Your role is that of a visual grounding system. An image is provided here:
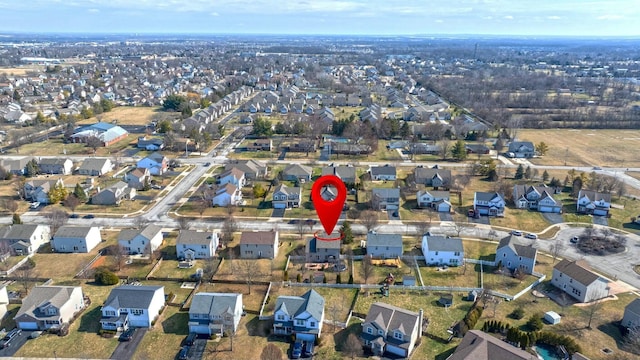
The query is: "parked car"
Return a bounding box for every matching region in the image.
[69,214,79,219]
[570,236,579,244]
[184,332,196,346]
[83,214,95,219]
[30,202,40,209]
[510,230,523,236]
[291,340,303,359]
[303,341,314,357]
[178,346,189,360]
[525,233,538,240]
[119,328,134,341]
[1,328,22,348]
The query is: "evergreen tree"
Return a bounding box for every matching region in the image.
[542,170,550,182]
[450,139,468,161]
[340,221,354,244]
[515,164,525,179]
[12,213,22,224]
[25,159,39,178]
[524,166,532,179]
[73,183,87,202]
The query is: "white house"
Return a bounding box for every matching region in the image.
[576,190,611,217]
[421,233,464,266]
[552,259,609,303]
[272,289,325,342]
[361,302,423,358]
[176,230,219,260]
[212,184,243,207]
[622,298,640,330]
[495,235,537,274]
[100,285,165,330]
[0,285,8,320]
[38,158,74,175]
[136,152,168,176]
[52,226,102,253]
[15,286,85,330]
[188,293,243,336]
[369,165,397,181]
[0,224,51,256]
[513,185,561,213]
[217,168,246,188]
[473,192,505,217]
[77,158,113,176]
[117,225,164,255]
[416,190,451,212]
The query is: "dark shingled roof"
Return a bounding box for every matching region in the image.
[554,259,602,286]
[497,235,537,260]
[448,330,538,360]
[104,285,164,310]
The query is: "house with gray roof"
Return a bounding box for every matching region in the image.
[272,184,301,209]
[448,330,538,360]
[414,166,451,189]
[507,141,535,158]
[118,224,163,255]
[322,165,357,184]
[361,302,423,358]
[552,259,609,303]
[52,226,102,253]
[576,190,611,217]
[282,164,312,183]
[272,289,325,342]
[496,235,537,274]
[371,188,400,211]
[91,181,135,205]
[123,167,150,190]
[0,224,50,256]
[0,157,33,176]
[366,233,403,258]
[473,192,505,217]
[15,286,85,331]
[38,158,73,175]
[240,231,279,259]
[136,152,168,175]
[189,293,243,336]
[622,298,640,330]
[70,122,129,146]
[77,158,113,176]
[224,159,268,180]
[136,136,164,151]
[100,285,165,330]
[513,185,561,213]
[416,190,451,212]
[24,178,64,204]
[176,230,219,260]
[421,233,464,266]
[306,234,341,262]
[370,165,396,181]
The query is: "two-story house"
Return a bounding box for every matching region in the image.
[272,184,301,209]
[366,233,403,259]
[100,285,165,330]
[448,330,538,360]
[38,158,73,175]
[622,298,640,330]
[507,141,535,158]
[247,139,272,151]
[371,188,400,211]
[370,165,397,181]
[513,185,561,213]
[136,152,168,175]
[413,166,451,189]
[361,302,423,358]
[211,184,243,207]
[117,225,164,255]
[272,289,325,342]
[52,226,102,253]
[552,259,609,303]
[421,233,464,266]
[496,235,537,274]
[77,158,113,176]
[189,293,243,336]
[473,192,505,217]
[224,160,267,180]
[306,234,341,262]
[576,190,611,217]
[217,168,246,188]
[0,224,50,256]
[240,231,279,259]
[24,178,65,204]
[15,286,85,331]
[176,230,219,260]
[416,190,451,212]
[282,164,312,183]
[321,165,356,185]
[123,167,151,190]
[91,181,135,205]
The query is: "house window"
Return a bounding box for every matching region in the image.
[367,327,373,334]
[295,319,305,326]
[105,311,116,317]
[201,245,207,249]
[454,252,460,256]
[277,315,285,321]
[310,322,316,327]
[131,309,144,316]
[378,329,384,335]
[435,251,438,256]
[569,279,573,283]
[394,331,403,340]
[519,257,522,261]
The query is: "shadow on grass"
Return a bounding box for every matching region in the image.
[434,346,457,360]
[597,321,626,350]
[245,316,270,337]
[77,306,102,333]
[333,323,361,352]
[161,311,189,335]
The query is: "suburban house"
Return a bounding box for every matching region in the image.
[576,190,611,217]
[239,231,279,259]
[321,165,356,184]
[507,141,535,158]
[217,168,246,188]
[306,235,341,262]
[91,181,136,205]
[38,158,73,175]
[0,224,51,256]
[117,225,164,255]
[513,185,562,213]
[189,293,243,336]
[622,298,640,330]
[14,286,85,331]
[413,167,451,189]
[176,230,219,260]
[366,233,403,258]
[496,235,537,274]
[0,157,32,176]
[371,188,400,210]
[100,285,165,330]
[0,285,8,320]
[247,139,272,151]
[224,160,267,180]
[361,302,423,358]
[211,184,243,207]
[272,289,325,342]
[421,233,464,266]
[447,330,538,360]
[70,122,129,146]
[136,152,168,175]
[52,226,102,253]
[272,184,302,209]
[473,192,505,217]
[552,259,609,303]
[24,178,64,204]
[370,165,397,181]
[77,158,113,176]
[123,167,151,190]
[136,136,164,151]
[416,190,452,212]
[282,164,312,183]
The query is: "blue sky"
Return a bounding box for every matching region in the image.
[0,0,638,36]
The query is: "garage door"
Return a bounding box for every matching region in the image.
[128,319,150,328]
[295,333,316,342]
[190,324,211,335]
[386,205,399,210]
[539,206,553,213]
[18,322,39,330]
[386,344,406,357]
[273,203,286,209]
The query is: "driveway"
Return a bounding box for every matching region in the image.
[110,328,147,360]
[271,208,285,218]
[387,209,400,221]
[593,216,609,226]
[467,216,490,225]
[188,338,207,360]
[542,212,564,224]
[0,330,32,357]
[439,213,453,221]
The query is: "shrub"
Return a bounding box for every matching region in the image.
[509,307,525,320]
[323,275,327,283]
[296,273,302,282]
[526,314,544,331]
[336,273,342,284]
[283,270,289,282]
[348,274,354,284]
[94,268,119,285]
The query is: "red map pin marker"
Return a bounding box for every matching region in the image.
[311,175,347,235]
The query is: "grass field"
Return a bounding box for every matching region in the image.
[77,106,164,126]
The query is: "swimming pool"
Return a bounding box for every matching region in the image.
[535,345,563,360]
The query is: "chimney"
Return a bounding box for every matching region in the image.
[418,309,424,338]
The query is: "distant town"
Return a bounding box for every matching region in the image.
[0,34,638,360]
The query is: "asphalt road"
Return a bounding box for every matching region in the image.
[110,328,147,360]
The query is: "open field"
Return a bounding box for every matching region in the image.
[12,133,138,157]
[0,66,45,76]
[77,106,164,126]
[521,129,640,168]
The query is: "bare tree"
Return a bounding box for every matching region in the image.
[235,259,262,295]
[63,195,80,214]
[438,139,451,160]
[196,198,208,217]
[415,221,430,242]
[585,290,608,329]
[550,238,564,264]
[44,208,69,235]
[16,261,35,295]
[134,216,149,230]
[85,136,103,154]
[342,333,363,360]
[296,220,307,240]
[361,255,374,285]
[2,199,18,214]
[488,229,498,242]
[176,217,190,230]
[220,215,237,246]
[361,210,379,233]
[328,301,344,333]
[111,245,126,271]
[260,344,283,360]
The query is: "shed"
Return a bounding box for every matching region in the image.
[467,290,478,302]
[402,275,416,286]
[544,311,561,325]
[438,293,454,307]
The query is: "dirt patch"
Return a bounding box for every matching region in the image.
[90,256,107,269]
